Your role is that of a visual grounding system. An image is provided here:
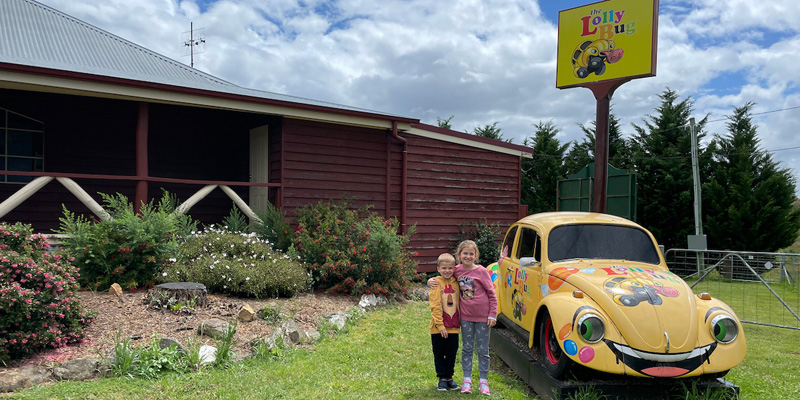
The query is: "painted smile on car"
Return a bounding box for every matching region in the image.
[603,340,717,377]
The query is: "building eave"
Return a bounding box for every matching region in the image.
[0,63,419,130]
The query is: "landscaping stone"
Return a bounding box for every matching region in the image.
[238,304,255,322]
[198,345,217,365]
[325,311,348,331]
[0,365,51,393]
[197,318,234,338]
[257,327,284,350]
[306,329,321,343]
[358,293,387,309]
[52,356,99,381]
[109,282,123,297]
[159,337,185,354]
[281,319,305,344]
[407,286,430,301]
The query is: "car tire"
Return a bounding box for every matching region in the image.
[539,310,572,379]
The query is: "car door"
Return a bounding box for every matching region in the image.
[512,226,543,331]
[498,225,519,319]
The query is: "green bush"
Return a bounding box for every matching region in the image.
[252,203,293,252]
[0,223,93,362]
[457,219,502,265]
[293,199,418,295]
[221,205,249,234]
[159,227,309,298]
[55,191,197,290]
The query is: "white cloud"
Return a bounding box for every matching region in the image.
[33,0,800,185]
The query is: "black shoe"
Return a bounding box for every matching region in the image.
[438,379,448,391]
[446,380,461,391]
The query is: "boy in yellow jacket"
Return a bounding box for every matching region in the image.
[429,253,461,391]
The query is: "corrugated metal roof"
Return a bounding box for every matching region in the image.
[0,0,408,118]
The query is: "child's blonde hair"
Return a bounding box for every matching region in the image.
[437,252,456,266]
[455,240,480,264]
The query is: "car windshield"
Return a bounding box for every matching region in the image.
[547,224,661,264]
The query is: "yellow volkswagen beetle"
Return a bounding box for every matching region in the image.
[486,212,745,379]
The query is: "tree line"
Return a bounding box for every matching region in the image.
[442,88,800,252]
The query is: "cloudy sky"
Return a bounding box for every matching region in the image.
[36,0,800,184]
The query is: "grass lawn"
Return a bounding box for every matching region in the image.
[10,300,800,399]
[10,302,534,400]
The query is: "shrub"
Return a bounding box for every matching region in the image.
[0,223,93,362]
[221,205,249,234]
[252,203,293,252]
[159,227,309,298]
[293,199,418,295]
[55,191,198,291]
[457,219,503,265]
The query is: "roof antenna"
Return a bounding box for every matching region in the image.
[182,22,206,68]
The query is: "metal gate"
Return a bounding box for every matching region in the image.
[665,249,800,330]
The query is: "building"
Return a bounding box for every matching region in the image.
[0,0,532,270]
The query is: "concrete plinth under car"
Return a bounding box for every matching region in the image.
[490,317,739,400]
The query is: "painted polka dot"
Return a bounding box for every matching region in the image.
[564,340,578,356]
[559,323,572,340]
[578,346,595,363]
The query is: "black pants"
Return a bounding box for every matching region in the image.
[431,333,459,379]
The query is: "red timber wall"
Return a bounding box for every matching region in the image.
[278,119,403,216]
[278,120,526,272]
[404,134,523,272]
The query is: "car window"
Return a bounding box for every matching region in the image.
[547,224,661,264]
[501,226,518,259]
[516,228,541,261]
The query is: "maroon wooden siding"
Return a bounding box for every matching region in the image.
[405,135,522,271]
[278,119,403,216]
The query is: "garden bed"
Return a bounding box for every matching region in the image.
[3,288,362,370]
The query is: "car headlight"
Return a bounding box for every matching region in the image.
[710,315,739,344]
[577,314,605,343]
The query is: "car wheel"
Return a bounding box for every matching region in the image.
[539,310,572,379]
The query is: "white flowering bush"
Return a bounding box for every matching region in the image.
[157,226,309,298]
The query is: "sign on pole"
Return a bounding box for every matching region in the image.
[557,0,658,89]
[556,0,659,213]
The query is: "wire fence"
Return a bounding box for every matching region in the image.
[665,249,800,330]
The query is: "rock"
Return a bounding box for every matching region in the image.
[159,337,185,354]
[109,282,123,297]
[306,329,321,343]
[0,365,51,393]
[358,293,388,310]
[407,286,430,301]
[390,293,409,304]
[327,311,348,331]
[251,327,284,351]
[198,345,217,365]
[358,294,378,308]
[238,304,255,322]
[197,318,234,339]
[52,357,99,381]
[281,319,306,344]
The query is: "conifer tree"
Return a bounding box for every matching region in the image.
[629,88,711,249]
[522,121,569,213]
[563,112,631,176]
[704,102,800,251]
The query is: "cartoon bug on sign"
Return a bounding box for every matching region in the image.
[571,39,624,78]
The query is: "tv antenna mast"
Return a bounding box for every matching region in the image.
[182,22,206,68]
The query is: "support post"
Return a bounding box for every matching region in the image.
[135,102,149,214]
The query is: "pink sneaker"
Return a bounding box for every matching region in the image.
[461,379,472,394]
[479,381,490,396]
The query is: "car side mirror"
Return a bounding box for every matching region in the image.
[520,257,539,267]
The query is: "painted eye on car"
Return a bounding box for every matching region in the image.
[711,315,739,344]
[578,314,605,343]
